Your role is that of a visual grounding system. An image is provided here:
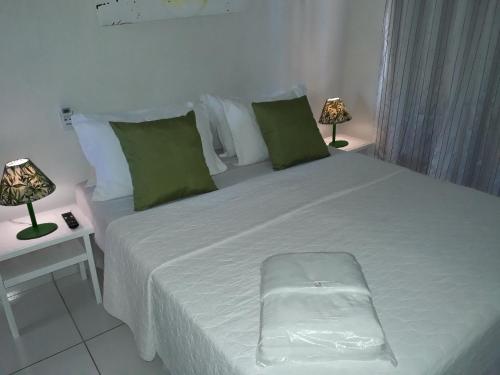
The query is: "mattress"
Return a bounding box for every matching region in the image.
[103,152,500,375]
[76,156,279,249]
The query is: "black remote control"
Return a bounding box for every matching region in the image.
[62,212,79,229]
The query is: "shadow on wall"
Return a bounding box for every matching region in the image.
[284,0,349,117]
[283,0,386,141]
[343,94,376,141]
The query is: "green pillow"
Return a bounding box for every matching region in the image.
[110,111,217,211]
[252,96,330,170]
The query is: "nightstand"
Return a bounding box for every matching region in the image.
[324,133,374,155]
[0,205,102,338]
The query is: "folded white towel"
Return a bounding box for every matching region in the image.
[261,252,370,299]
[257,252,396,367]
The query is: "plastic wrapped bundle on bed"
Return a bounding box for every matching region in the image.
[257,252,397,367]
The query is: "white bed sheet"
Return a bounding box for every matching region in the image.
[103,152,500,375]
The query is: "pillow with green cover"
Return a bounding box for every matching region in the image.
[110,111,217,211]
[252,96,330,170]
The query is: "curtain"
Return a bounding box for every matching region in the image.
[375,0,500,195]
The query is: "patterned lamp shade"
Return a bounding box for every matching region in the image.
[319,98,352,125]
[0,159,56,206]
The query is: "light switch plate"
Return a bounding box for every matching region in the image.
[60,107,73,127]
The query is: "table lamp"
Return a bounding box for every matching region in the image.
[0,158,58,240]
[319,97,352,148]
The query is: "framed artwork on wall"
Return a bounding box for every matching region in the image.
[96,0,249,26]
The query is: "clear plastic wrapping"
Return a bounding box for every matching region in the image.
[257,253,397,367]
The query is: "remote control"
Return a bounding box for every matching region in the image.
[61,212,79,229]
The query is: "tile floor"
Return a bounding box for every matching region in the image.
[0,272,168,375]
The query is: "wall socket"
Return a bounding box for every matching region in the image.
[60,107,73,127]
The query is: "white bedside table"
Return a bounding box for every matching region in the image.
[324,133,374,154]
[0,205,102,338]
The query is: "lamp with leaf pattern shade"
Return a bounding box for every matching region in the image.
[319,97,352,148]
[0,159,58,240]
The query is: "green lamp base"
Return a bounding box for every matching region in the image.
[329,139,349,148]
[17,223,58,240]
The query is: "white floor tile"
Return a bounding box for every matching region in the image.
[87,325,168,375]
[0,283,81,374]
[12,344,98,375]
[56,274,121,340]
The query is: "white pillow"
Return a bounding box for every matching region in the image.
[193,103,228,174]
[72,104,226,201]
[200,94,236,157]
[202,84,307,166]
[220,99,269,166]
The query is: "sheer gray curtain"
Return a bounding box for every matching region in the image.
[375,0,500,195]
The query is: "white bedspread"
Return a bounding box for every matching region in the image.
[103,152,500,375]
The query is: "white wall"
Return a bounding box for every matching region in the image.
[0,0,386,221]
[285,0,350,137]
[282,0,386,140]
[0,0,291,220]
[339,0,386,140]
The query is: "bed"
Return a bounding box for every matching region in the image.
[80,151,500,375]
